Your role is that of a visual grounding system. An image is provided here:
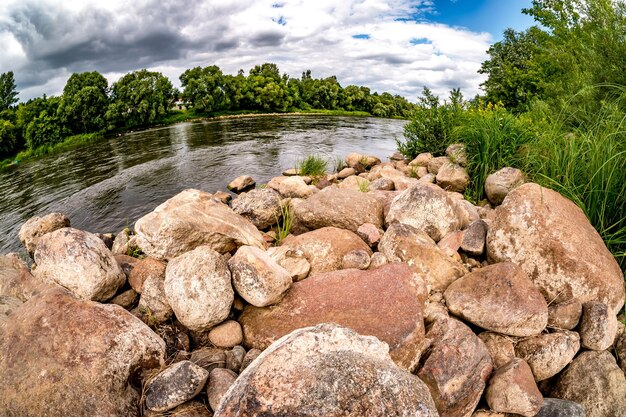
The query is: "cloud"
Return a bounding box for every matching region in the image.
[0,0,493,101]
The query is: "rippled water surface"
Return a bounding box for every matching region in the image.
[0,115,406,254]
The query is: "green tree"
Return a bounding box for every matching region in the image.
[180,66,230,113]
[57,71,109,134]
[244,63,291,111]
[0,119,17,157]
[0,71,19,111]
[106,69,174,129]
[25,112,62,150]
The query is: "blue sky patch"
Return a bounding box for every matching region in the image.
[410,38,432,45]
[352,34,371,40]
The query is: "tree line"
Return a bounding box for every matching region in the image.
[0,64,414,160]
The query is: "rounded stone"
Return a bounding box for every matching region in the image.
[208,320,243,348]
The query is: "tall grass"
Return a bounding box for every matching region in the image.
[296,154,328,177]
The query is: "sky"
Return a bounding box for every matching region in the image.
[0,0,535,102]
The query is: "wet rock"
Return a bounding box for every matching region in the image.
[227,175,255,193]
[409,152,433,167]
[427,156,449,174]
[279,227,372,275]
[369,177,395,191]
[208,320,243,348]
[547,299,582,330]
[444,262,548,336]
[190,347,226,373]
[515,331,580,381]
[0,289,165,417]
[551,350,626,417]
[486,358,543,417]
[215,323,438,417]
[129,257,166,294]
[436,162,470,193]
[277,176,314,198]
[291,187,384,232]
[418,317,493,417]
[485,167,525,205]
[345,152,381,169]
[164,246,233,331]
[487,183,625,315]
[579,301,618,350]
[536,398,585,417]
[145,361,210,412]
[239,263,428,371]
[228,246,291,307]
[461,220,488,256]
[135,189,265,260]
[478,332,516,369]
[19,212,70,256]
[378,222,465,292]
[386,182,461,242]
[0,252,51,301]
[231,188,281,229]
[267,246,310,281]
[356,223,381,247]
[282,168,299,176]
[446,143,468,166]
[207,368,237,412]
[33,227,126,301]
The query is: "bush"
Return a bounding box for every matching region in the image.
[25,112,63,150]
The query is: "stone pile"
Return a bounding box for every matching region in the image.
[1,145,625,417]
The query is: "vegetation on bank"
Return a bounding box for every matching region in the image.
[397,0,626,271]
[0,63,414,167]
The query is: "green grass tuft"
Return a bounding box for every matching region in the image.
[296,154,328,177]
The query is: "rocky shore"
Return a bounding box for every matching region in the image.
[1,146,625,417]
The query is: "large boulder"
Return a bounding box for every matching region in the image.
[0,253,51,301]
[418,317,493,417]
[214,324,438,417]
[484,167,525,205]
[134,189,265,260]
[18,212,70,256]
[279,227,372,275]
[551,350,626,417]
[231,188,282,230]
[487,183,625,315]
[386,182,461,242]
[33,227,126,302]
[291,187,384,232]
[444,262,548,337]
[378,222,466,292]
[0,289,165,416]
[164,246,234,331]
[227,246,292,307]
[515,331,580,381]
[239,263,428,371]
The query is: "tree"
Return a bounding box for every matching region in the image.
[244,63,291,111]
[57,71,109,134]
[0,119,17,157]
[180,66,230,113]
[106,70,174,129]
[0,71,19,111]
[25,112,62,150]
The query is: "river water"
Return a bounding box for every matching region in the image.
[0,115,406,254]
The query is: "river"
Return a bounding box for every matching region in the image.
[0,115,407,255]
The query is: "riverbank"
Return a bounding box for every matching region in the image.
[0,109,378,171]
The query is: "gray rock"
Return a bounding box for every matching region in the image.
[231,188,281,229]
[190,347,226,373]
[145,361,210,412]
[579,301,618,351]
[536,398,585,417]
[225,345,245,372]
[461,220,488,256]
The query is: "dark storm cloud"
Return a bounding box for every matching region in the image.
[249,30,285,47]
[358,53,414,65]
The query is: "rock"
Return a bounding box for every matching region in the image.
[437,230,464,258]
[337,175,370,191]
[33,228,126,301]
[231,188,281,229]
[341,248,371,269]
[129,257,166,294]
[367,189,401,218]
[282,168,299,176]
[409,152,433,167]
[115,254,138,279]
[165,401,213,417]
[207,368,237,412]
[536,398,585,417]
[239,264,428,371]
[227,175,255,193]
[277,176,313,198]
[446,143,468,166]
[112,229,135,255]
[0,295,22,321]
[215,323,438,417]
[145,361,210,412]
[279,227,372,275]
[0,253,51,301]
[345,152,381,169]
[291,187,384,232]
[190,347,226,373]
[461,220,488,256]
[369,177,395,191]
[390,151,405,161]
[225,345,245,372]
[478,332,516,369]
[0,289,165,416]
[138,263,174,323]
[436,162,470,192]
[239,348,261,373]
[110,288,139,310]
[455,200,481,229]
[208,320,243,348]
[418,317,493,417]
[471,411,506,417]
[356,223,381,247]
[486,358,543,417]
[548,299,582,330]
[551,350,626,417]
[164,246,234,331]
[579,301,618,350]
[228,246,291,307]
[485,167,525,205]
[336,167,356,179]
[488,183,625,314]
[135,189,265,260]
[378,165,419,190]
[444,262,548,336]
[386,182,461,242]
[368,252,388,269]
[616,331,626,373]
[378,222,465,292]
[428,156,449,174]
[515,331,580,381]
[213,190,232,204]
[420,173,436,183]
[267,246,310,281]
[156,323,191,357]
[18,212,70,256]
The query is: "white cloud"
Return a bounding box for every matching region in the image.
[0,0,492,101]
